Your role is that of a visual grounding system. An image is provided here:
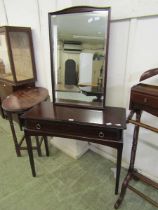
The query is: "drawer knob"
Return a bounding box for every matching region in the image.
[35,123,41,130]
[144,98,148,103]
[99,131,104,138]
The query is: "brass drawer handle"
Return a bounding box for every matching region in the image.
[144,98,148,103]
[35,123,41,130]
[99,131,104,138]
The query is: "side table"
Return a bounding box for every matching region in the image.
[2,86,49,157]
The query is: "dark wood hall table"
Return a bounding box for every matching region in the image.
[21,101,126,194]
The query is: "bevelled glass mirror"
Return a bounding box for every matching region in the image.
[49,6,110,109]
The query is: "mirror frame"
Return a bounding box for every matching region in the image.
[48,6,111,109]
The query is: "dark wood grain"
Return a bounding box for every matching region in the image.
[1,87,49,157]
[0,82,35,118]
[21,101,126,194]
[2,87,48,112]
[21,101,126,129]
[129,84,158,117]
[139,68,158,81]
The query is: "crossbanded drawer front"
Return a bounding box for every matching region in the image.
[26,120,120,141]
[131,92,158,109]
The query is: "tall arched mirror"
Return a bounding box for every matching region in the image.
[49,6,110,109]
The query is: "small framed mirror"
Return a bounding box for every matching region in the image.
[49,6,110,109]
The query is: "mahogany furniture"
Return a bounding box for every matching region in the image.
[115,69,158,208]
[0,26,36,85]
[21,102,126,194]
[2,87,49,157]
[0,97,4,117]
[0,26,36,117]
[20,6,126,195]
[0,82,34,117]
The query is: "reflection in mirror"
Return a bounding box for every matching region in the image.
[49,7,110,109]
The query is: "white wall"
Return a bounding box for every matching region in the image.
[92,16,158,181]
[0,0,158,181]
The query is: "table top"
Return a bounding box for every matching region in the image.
[2,87,49,112]
[21,101,126,129]
[56,84,80,92]
[80,86,103,96]
[132,84,158,97]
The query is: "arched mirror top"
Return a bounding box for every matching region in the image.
[49,6,111,109]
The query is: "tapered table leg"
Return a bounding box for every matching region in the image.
[25,133,36,177]
[115,145,123,194]
[35,136,42,156]
[7,112,21,157]
[43,136,49,156]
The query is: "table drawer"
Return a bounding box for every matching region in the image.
[131,92,158,109]
[26,120,121,141]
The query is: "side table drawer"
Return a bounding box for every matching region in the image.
[26,120,121,141]
[131,92,158,109]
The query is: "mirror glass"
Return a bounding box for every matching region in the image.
[49,7,110,109]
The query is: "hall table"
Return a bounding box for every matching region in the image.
[21,101,126,194]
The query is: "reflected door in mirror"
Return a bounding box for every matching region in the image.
[49,6,110,109]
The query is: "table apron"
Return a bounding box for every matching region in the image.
[24,128,123,149]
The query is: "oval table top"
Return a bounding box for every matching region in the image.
[2,87,49,113]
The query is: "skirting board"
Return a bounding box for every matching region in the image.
[50,138,89,159]
[90,144,158,182]
[89,144,128,168]
[50,138,158,182]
